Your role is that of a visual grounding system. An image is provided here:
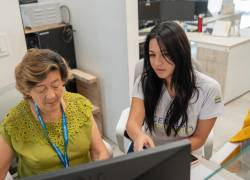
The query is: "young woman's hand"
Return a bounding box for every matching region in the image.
[133,132,155,152]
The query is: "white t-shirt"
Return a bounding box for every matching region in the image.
[132,71,224,145]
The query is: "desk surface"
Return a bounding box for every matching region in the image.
[191,157,243,180]
[139,32,250,48]
[186,32,250,48]
[202,11,243,25]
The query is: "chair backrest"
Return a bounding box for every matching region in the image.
[4,172,13,180]
[0,84,21,179]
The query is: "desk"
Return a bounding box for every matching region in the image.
[187,32,250,103]
[191,157,243,180]
[203,12,242,25]
[189,12,242,36]
[139,12,243,43]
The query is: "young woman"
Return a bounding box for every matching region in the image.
[126,21,224,152]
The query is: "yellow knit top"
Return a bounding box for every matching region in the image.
[0,92,93,177]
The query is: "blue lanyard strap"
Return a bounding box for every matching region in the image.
[34,103,69,168]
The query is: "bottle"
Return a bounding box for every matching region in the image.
[198,14,203,32]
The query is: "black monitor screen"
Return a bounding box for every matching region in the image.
[138,1,160,21]
[138,0,196,29]
[160,1,195,22]
[194,0,208,16]
[20,139,191,180]
[138,1,161,28]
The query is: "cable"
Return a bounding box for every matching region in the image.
[60,5,71,24]
[60,5,73,43]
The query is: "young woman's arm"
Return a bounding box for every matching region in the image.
[0,136,14,180]
[126,97,155,152]
[188,118,216,151]
[90,117,110,161]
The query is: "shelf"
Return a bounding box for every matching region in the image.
[71,69,97,84]
[24,23,66,34]
[72,68,103,134]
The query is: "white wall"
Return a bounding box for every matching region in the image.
[44,0,139,142]
[0,0,27,87]
[125,1,140,95]
[0,0,27,116]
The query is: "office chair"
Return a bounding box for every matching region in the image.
[115,59,214,160]
[0,85,21,180]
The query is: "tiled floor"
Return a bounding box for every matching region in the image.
[107,91,250,157]
[213,91,250,152]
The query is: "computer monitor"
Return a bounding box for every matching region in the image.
[194,0,209,16]
[138,0,196,29]
[21,139,191,180]
[160,1,195,22]
[138,1,161,29]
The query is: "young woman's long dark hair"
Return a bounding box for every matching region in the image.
[142,21,198,136]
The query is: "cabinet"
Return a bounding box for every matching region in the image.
[187,32,250,103]
[71,69,103,135]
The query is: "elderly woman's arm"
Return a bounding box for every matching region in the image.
[90,117,110,161]
[0,136,14,180]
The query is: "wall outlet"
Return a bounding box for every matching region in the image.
[0,33,9,58]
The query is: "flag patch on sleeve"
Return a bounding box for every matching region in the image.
[214,96,222,103]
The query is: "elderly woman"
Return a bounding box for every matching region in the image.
[0,49,109,178]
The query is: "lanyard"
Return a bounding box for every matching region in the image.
[34,103,69,168]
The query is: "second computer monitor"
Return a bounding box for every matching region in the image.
[138,1,161,29]
[160,1,195,22]
[194,0,209,16]
[138,0,197,29]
